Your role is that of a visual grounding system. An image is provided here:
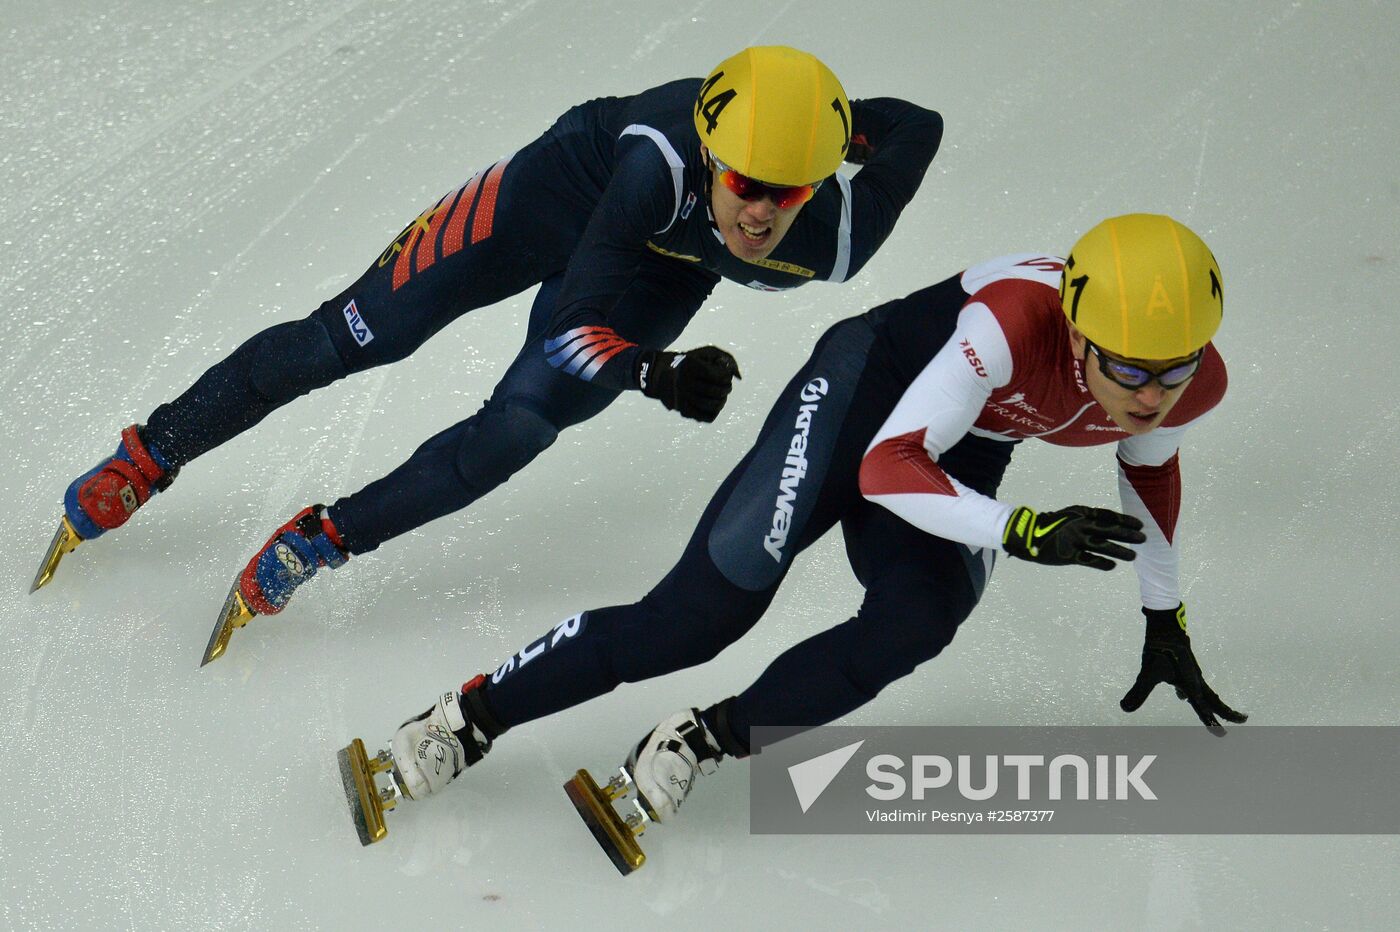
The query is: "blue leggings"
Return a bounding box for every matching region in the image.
[143,133,713,552]
[479,295,1016,752]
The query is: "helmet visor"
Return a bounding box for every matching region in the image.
[710,154,822,210]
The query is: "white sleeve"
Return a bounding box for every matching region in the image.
[1116,424,1194,610]
[1117,422,1190,469]
[859,303,1017,551]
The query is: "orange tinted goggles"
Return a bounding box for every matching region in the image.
[711,154,823,210]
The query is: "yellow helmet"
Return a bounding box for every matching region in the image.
[1060,214,1224,360]
[694,46,851,187]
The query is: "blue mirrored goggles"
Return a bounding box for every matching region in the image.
[1086,341,1203,390]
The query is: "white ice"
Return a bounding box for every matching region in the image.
[3,1,1398,929]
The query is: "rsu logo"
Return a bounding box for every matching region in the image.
[960,339,987,378]
[342,299,374,347]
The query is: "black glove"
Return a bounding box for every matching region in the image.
[1001,505,1145,571]
[845,132,876,164]
[845,99,886,164]
[1120,604,1249,736]
[637,347,741,423]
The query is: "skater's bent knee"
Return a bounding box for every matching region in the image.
[248,318,349,403]
[454,401,560,491]
[611,592,758,680]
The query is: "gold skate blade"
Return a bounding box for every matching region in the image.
[30,516,82,594]
[201,584,255,667]
[564,769,646,876]
[338,738,392,846]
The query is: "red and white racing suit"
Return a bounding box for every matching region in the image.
[860,253,1227,609]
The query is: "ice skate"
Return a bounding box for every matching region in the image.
[565,709,722,876]
[31,517,82,594]
[201,505,347,666]
[32,425,174,593]
[338,678,495,846]
[337,738,402,846]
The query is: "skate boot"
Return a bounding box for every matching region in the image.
[338,675,498,846]
[565,709,723,876]
[32,424,175,593]
[201,505,347,666]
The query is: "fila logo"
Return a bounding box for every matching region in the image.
[960,340,987,378]
[342,300,374,347]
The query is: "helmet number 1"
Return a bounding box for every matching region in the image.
[831,98,850,153]
[1062,255,1089,321]
[696,72,736,136]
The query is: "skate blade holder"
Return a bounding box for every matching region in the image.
[337,738,401,846]
[564,767,649,876]
[30,516,82,593]
[201,584,256,667]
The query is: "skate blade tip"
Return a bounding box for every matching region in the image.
[564,771,645,876]
[199,633,225,667]
[201,586,255,667]
[30,516,82,594]
[339,739,390,846]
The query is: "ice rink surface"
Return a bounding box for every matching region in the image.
[3,1,1399,928]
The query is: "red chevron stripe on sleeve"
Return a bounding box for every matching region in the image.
[471,157,511,245]
[859,428,958,497]
[1119,451,1181,544]
[415,189,462,275]
[442,171,485,258]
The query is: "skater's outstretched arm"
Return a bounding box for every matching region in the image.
[1113,348,1226,609]
[538,140,713,391]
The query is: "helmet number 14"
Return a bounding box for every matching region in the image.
[695,72,735,136]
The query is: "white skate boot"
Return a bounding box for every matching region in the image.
[565,709,723,875]
[390,691,492,800]
[337,676,495,846]
[626,709,724,821]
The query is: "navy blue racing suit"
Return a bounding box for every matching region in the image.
[477,277,1015,754]
[140,79,941,552]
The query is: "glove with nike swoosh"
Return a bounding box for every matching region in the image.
[1002,505,1145,571]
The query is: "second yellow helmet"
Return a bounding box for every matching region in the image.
[694,46,851,187]
[1061,214,1224,361]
